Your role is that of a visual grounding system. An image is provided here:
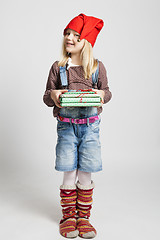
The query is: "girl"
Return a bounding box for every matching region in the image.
[43,13,112,239]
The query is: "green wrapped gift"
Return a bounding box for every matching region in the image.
[60,90,101,107]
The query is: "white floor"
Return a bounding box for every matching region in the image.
[0,158,159,240]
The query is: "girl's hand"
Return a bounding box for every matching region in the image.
[50,89,68,108]
[92,89,105,106]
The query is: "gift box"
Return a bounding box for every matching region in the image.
[60,89,102,107]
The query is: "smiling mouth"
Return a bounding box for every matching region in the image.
[66,42,74,46]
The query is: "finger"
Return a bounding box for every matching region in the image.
[58,90,68,103]
[92,88,97,93]
[61,89,68,93]
[56,94,61,103]
[54,99,61,108]
[101,98,104,103]
[56,102,63,108]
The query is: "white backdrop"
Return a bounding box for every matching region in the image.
[0,0,159,239]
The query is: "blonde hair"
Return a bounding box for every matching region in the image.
[58,39,98,79]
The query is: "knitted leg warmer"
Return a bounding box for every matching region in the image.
[76,181,97,239]
[59,184,79,238]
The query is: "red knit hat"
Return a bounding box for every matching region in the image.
[63,13,104,47]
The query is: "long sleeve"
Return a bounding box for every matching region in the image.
[97,61,112,104]
[43,61,59,107]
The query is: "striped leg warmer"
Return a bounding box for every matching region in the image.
[59,184,79,238]
[76,181,97,239]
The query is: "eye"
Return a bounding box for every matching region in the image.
[75,34,80,37]
[65,32,70,36]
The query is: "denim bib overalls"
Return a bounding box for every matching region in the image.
[55,60,102,172]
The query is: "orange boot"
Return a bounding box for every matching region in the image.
[59,184,79,238]
[76,181,97,239]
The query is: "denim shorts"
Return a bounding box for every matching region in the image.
[55,107,102,173]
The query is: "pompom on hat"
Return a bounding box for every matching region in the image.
[63,13,104,47]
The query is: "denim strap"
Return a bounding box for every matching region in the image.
[92,59,99,86]
[59,65,68,87]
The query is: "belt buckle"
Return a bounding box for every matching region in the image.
[75,118,80,124]
[59,116,64,121]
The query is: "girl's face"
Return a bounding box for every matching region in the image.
[64,29,85,55]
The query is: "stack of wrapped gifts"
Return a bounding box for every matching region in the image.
[60,89,101,107]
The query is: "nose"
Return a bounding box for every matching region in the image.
[67,33,74,41]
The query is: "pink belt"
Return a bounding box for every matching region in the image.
[57,115,99,124]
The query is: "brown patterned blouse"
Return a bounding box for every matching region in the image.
[43,60,112,117]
